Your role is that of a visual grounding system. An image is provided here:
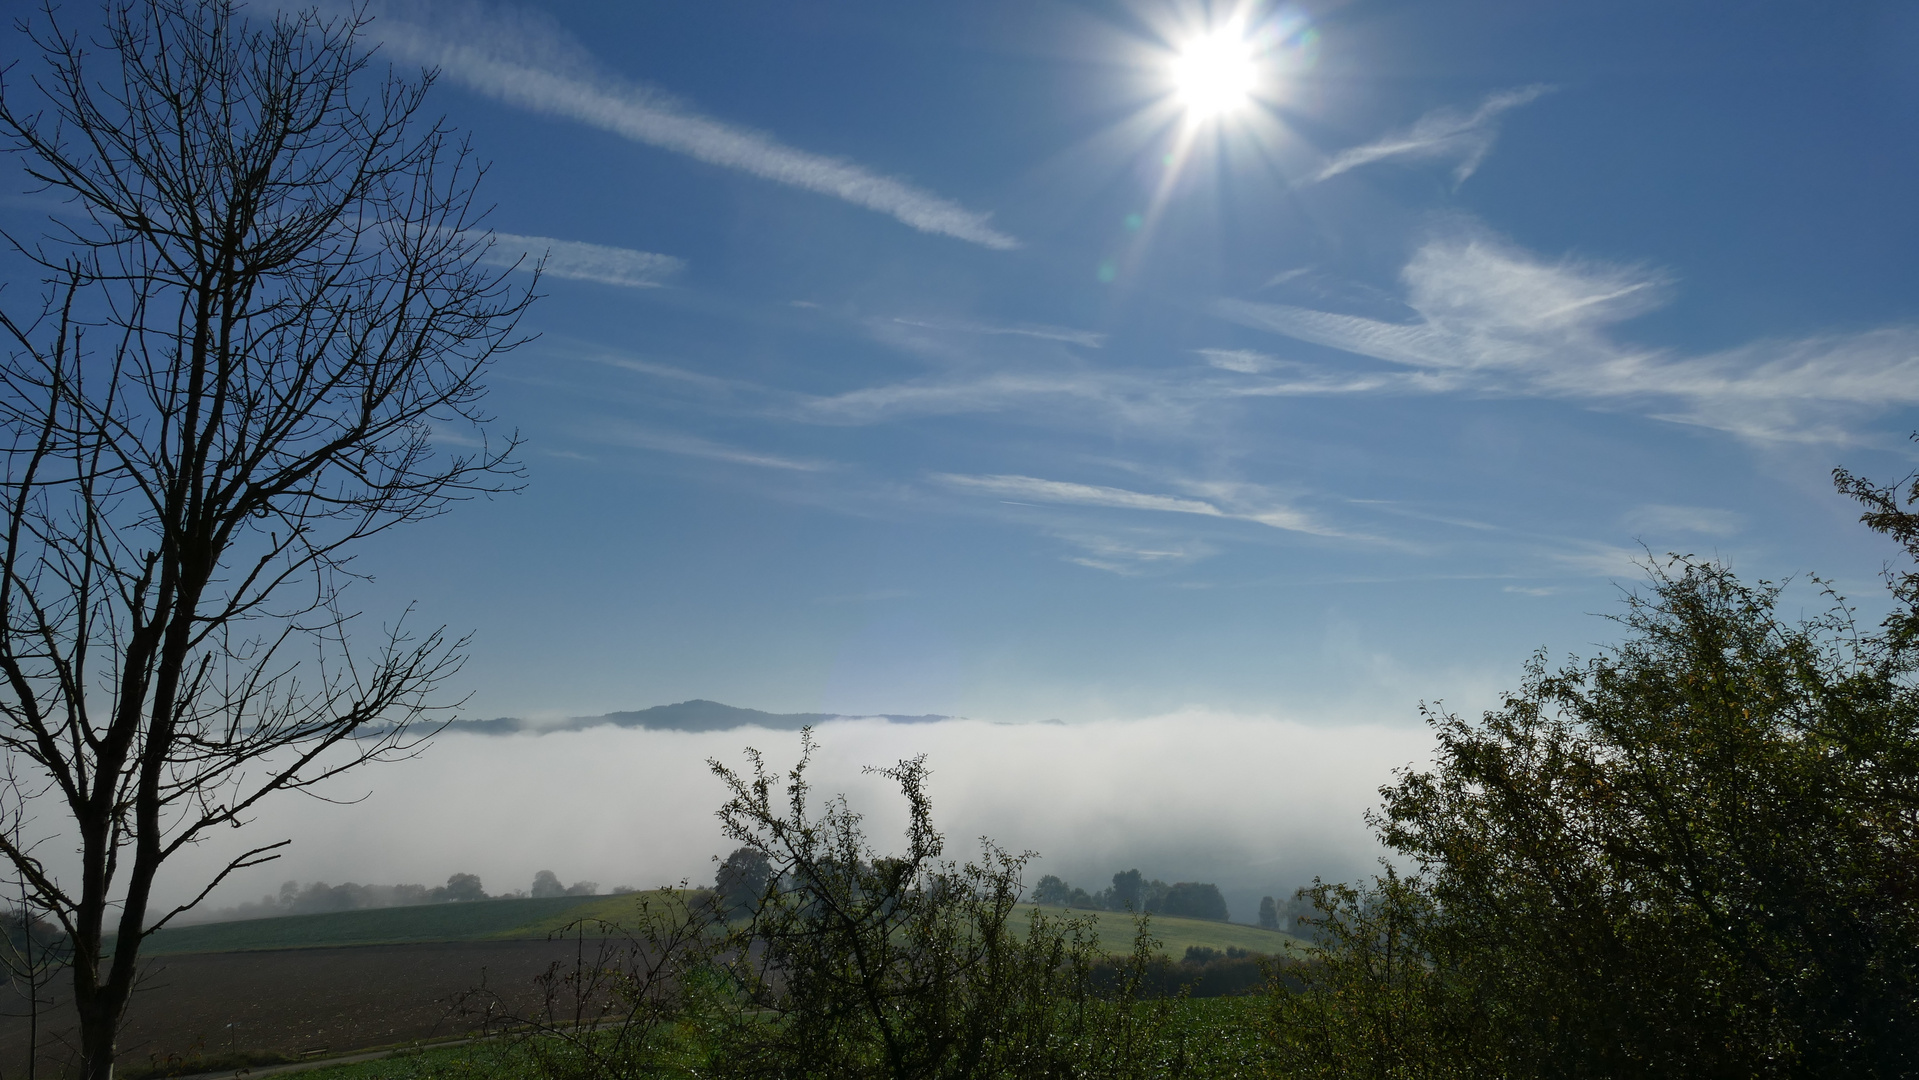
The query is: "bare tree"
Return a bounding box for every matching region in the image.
[0,2,536,1075]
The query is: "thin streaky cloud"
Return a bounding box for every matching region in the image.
[1622,504,1745,537]
[1197,348,1274,373]
[1308,85,1555,187]
[934,473,1363,541]
[939,474,1224,517]
[892,317,1107,348]
[367,2,1019,249]
[1546,542,1654,579]
[573,350,759,396]
[796,372,1183,428]
[585,423,833,472]
[481,232,684,288]
[1051,531,1217,576]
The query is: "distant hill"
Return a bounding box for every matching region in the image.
[439,699,953,736]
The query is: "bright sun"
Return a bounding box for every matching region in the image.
[1170,29,1258,119]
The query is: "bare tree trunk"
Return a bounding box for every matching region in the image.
[0,3,538,1075]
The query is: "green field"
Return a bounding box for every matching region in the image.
[139,895,614,955]
[136,895,1302,958]
[290,997,1276,1080]
[1016,904,1303,957]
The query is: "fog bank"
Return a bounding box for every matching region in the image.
[160,712,1436,926]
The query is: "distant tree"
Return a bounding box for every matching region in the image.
[713,846,772,918]
[1157,882,1227,922]
[1258,895,1280,931]
[1035,875,1097,908]
[1109,869,1144,911]
[565,880,599,897]
[209,879,436,920]
[1030,874,1072,906]
[436,874,488,903]
[530,871,566,899]
[1279,891,1324,942]
[0,2,532,1075]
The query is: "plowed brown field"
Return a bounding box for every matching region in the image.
[0,938,598,1077]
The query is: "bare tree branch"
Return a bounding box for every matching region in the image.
[0,3,535,1075]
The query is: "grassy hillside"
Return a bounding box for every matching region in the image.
[1017,905,1303,957]
[139,895,612,955]
[137,894,1304,958]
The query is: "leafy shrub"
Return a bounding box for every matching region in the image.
[1271,557,1919,1078]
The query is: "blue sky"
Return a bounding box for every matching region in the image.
[286,0,1919,726]
[8,0,1918,910]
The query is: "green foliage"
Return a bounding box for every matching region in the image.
[712,846,773,918]
[1266,873,1484,1080]
[1155,884,1227,922]
[287,999,1273,1080]
[1029,871,1231,922]
[1271,557,1919,1078]
[692,731,1186,1079]
[452,894,716,1080]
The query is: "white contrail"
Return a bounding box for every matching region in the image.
[481,232,683,288]
[366,2,1019,250]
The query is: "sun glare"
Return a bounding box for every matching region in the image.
[1170,28,1258,120]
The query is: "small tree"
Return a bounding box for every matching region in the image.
[699,732,1177,1080]
[0,896,70,1080]
[0,2,534,1075]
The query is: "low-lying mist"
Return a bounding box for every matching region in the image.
[160,712,1437,927]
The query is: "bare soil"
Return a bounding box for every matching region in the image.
[0,938,601,1078]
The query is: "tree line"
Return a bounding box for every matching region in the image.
[197,871,629,922]
[1028,870,1231,922]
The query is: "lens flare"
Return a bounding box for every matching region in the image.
[1170,28,1258,119]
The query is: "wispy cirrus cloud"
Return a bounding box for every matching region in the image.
[1216,228,1919,442]
[481,232,683,288]
[939,474,1226,517]
[1050,532,1217,576]
[932,473,1358,541]
[890,318,1107,348]
[1546,541,1657,579]
[1308,85,1554,187]
[583,422,832,472]
[363,1,1018,249]
[1622,504,1745,537]
[1196,348,1275,373]
[799,373,1170,426]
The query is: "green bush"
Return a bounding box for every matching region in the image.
[1270,556,1919,1078]
[693,733,1183,1079]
